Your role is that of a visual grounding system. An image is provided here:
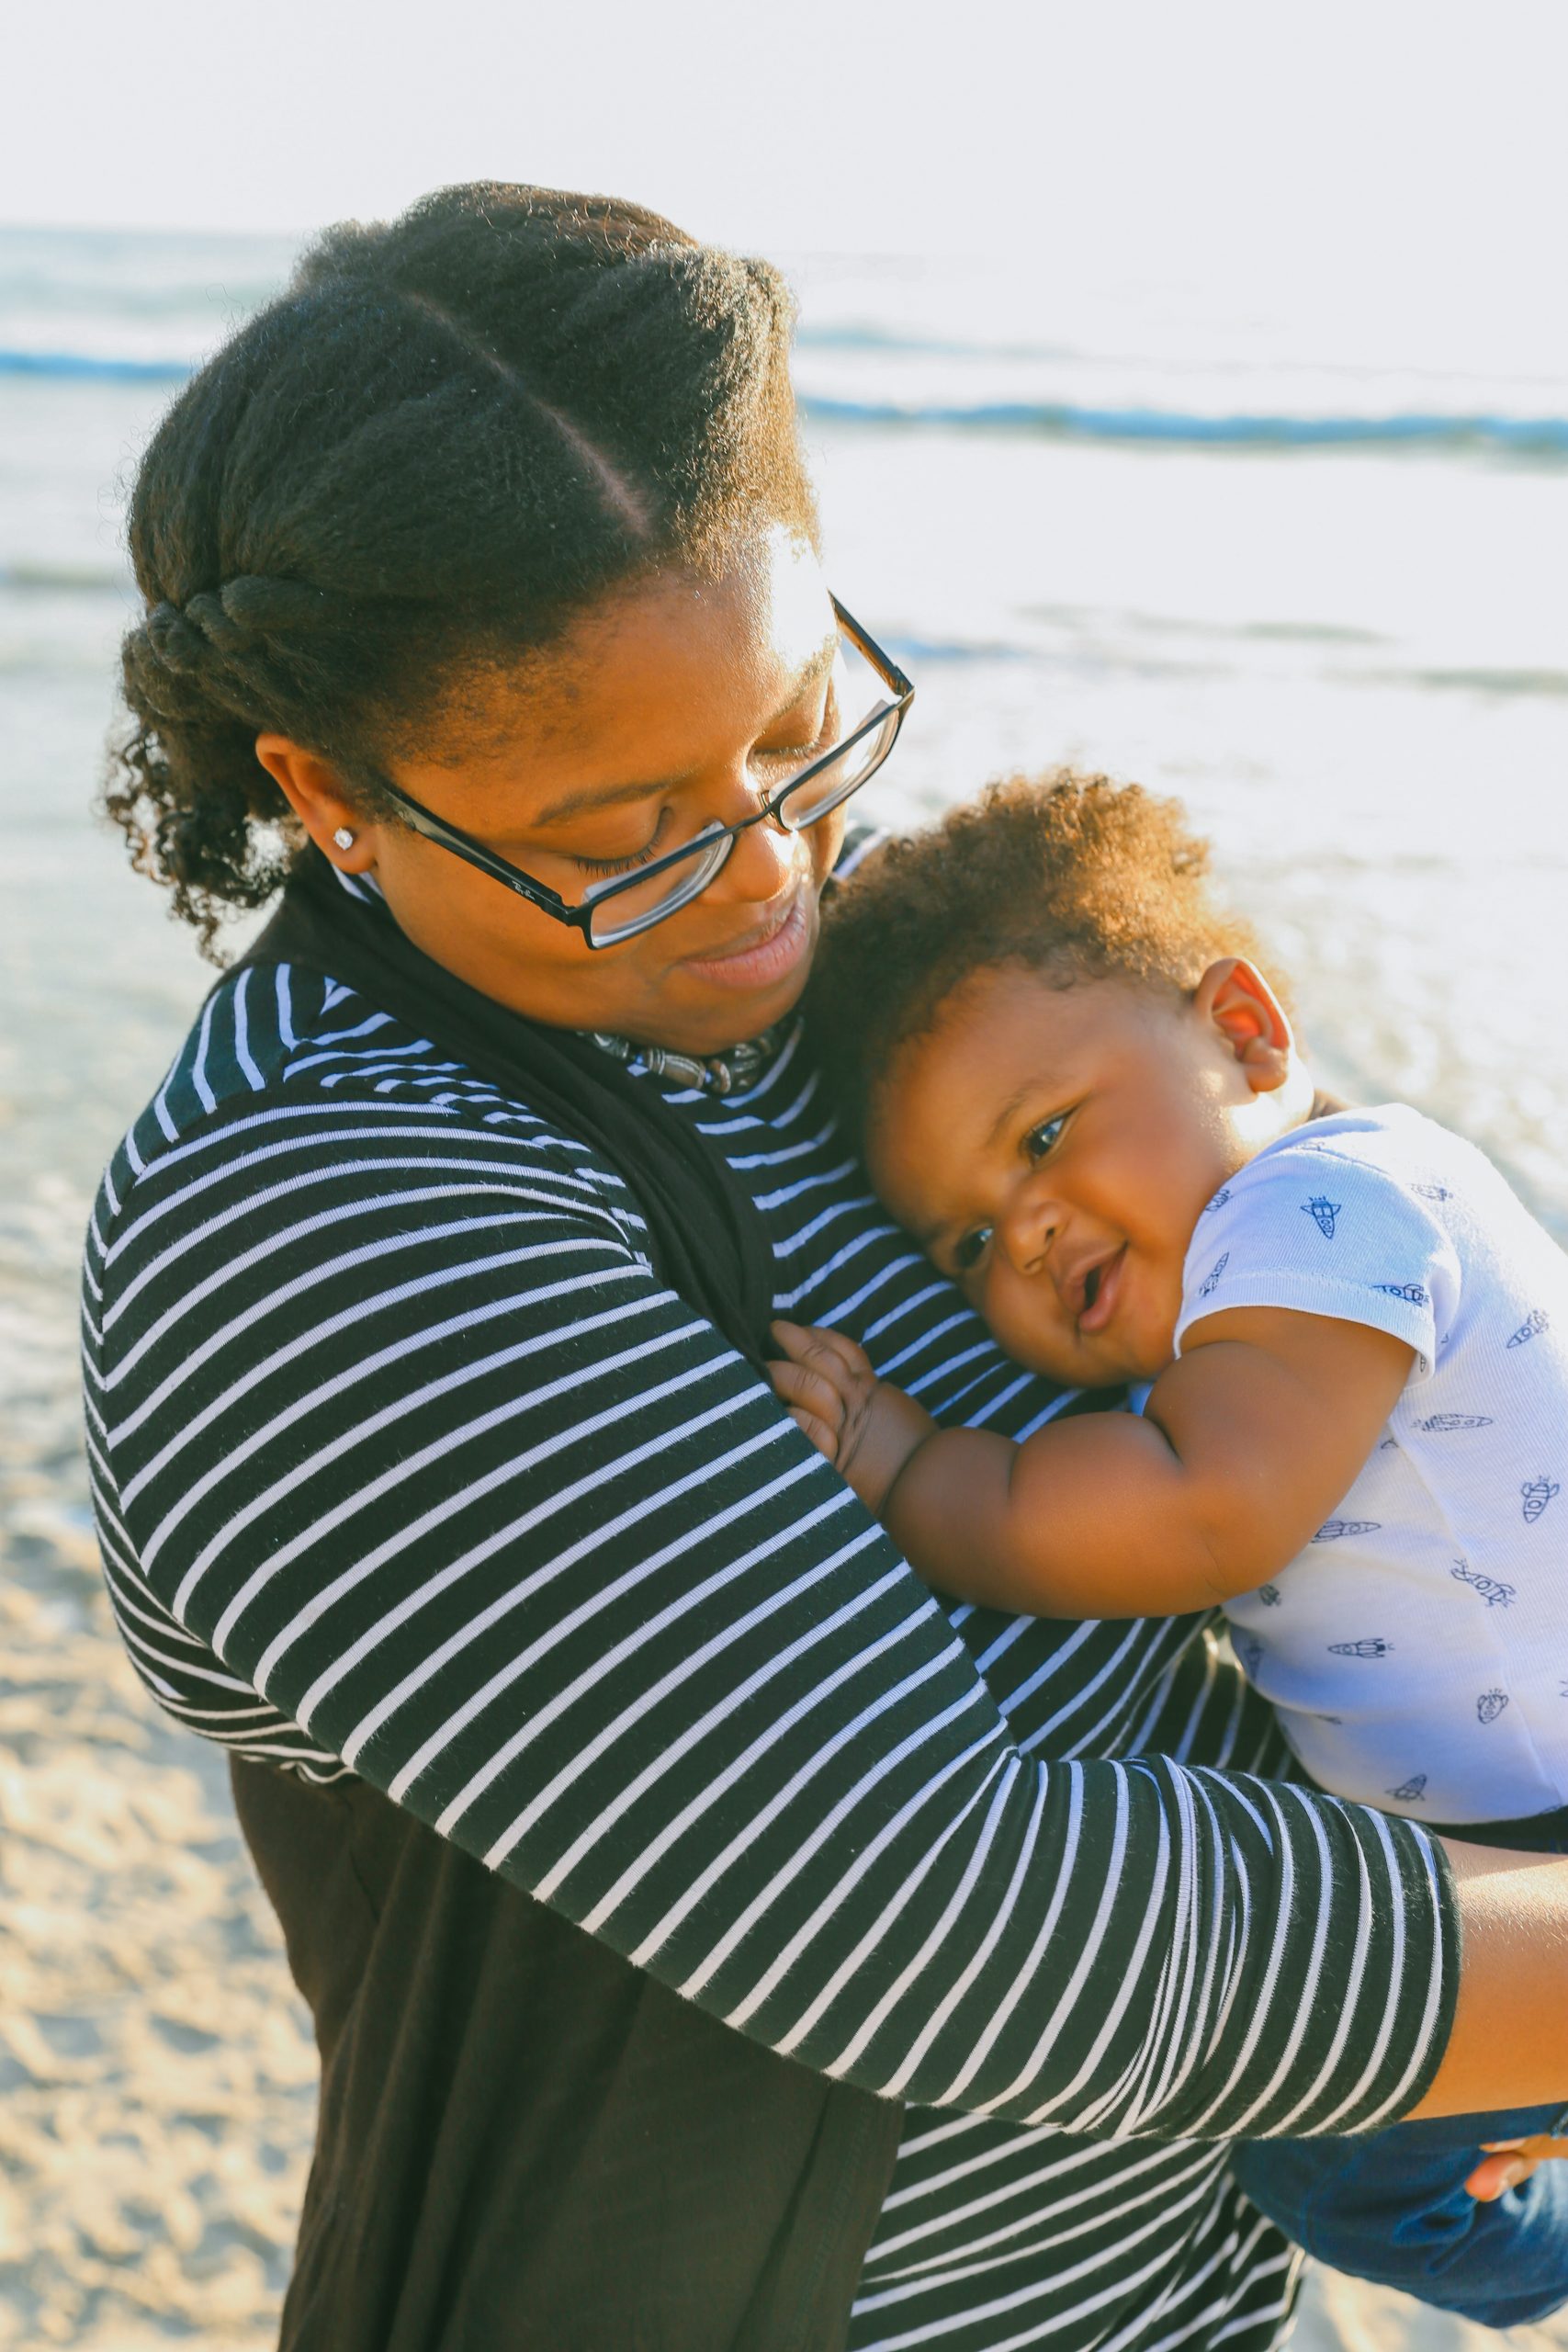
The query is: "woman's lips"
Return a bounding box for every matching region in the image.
[677,892,810,991]
[1077,1245,1127,1336]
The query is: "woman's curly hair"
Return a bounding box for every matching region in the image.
[810,772,1273,1152]
[107,182,817,955]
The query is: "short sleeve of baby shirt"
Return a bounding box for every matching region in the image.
[1173,1128,1462,1376]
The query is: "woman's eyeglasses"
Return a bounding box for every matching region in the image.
[364,597,913,948]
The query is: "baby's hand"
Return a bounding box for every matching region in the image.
[769,1320,937,1516]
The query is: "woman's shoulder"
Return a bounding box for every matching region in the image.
[89,957,632,1250]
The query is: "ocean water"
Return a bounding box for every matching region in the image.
[4,225,1566,1250]
[2,222,1567,2349]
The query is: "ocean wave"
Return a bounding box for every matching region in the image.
[882,635,1034,664]
[796,322,1078,362]
[0,560,129,594]
[0,347,191,382]
[800,391,1568,456]
[9,339,1567,458]
[1364,662,1568,699]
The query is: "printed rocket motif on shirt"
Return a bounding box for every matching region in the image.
[1450,1559,1516,1609]
[1194,1106,1568,1823]
[1521,1476,1560,1524]
[1508,1309,1551,1349]
[1234,1631,1265,1679]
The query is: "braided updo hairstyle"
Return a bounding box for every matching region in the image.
[107,182,817,953]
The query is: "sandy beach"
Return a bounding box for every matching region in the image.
[8,1315,1568,2346]
[3,224,1565,2347]
[6,1442,1568,2346]
[5,818,1567,2352]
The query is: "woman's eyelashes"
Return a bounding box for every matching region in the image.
[570,689,839,877]
[754,682,839,772]
[571,809,670,876]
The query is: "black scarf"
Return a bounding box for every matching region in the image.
[236,847,778,1370]
[229,852,904,2347]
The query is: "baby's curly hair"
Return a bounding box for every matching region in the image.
[810,772,1273,1152]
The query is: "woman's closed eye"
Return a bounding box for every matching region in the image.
[571,808,671,877]
[753,679,840,772]
[570,681,840,879]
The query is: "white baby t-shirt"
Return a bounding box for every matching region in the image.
[1172,1105,1568,1824]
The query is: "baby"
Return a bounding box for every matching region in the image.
[775,773,1568,2327]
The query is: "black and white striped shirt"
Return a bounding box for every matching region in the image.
[82,916,1457,2352]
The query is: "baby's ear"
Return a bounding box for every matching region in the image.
[1195,959,1296,1094]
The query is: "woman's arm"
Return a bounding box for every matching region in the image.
[1416,1842,1568,2116]
[771,1306,1414,1617]
[87,1045,1469,2143]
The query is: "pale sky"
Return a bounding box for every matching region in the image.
[9,0,1567,313]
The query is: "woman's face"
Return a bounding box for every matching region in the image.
[256,531,852,1056]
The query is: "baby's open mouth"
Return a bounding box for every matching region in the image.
[1075,1245,1126,1336]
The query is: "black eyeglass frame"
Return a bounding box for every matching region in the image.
[360,597,913,948]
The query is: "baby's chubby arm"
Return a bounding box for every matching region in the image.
[770,1309,1414,1615]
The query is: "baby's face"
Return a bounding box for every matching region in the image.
[864,964,1290,1386]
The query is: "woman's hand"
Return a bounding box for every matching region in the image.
[1466,2132,1568,2201]
[769,1320,937,1515]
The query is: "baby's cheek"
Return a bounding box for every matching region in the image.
[979,1269,1080,1382]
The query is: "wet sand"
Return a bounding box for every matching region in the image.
[1,869,314,2346]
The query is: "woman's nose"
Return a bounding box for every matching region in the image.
[705,782,808,904]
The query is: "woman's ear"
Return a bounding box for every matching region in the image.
[1193,958,1296,1095]
[254,734,378,873]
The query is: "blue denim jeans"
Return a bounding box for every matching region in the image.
[1234,1803,1568,2329]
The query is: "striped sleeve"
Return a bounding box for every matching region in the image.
[82,1022,1458,2144]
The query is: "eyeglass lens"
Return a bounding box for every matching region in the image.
[582,634,898,945]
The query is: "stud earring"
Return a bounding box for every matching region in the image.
[333,828,355,850]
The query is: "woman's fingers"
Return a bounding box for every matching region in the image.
[1464,2133,1568,2200]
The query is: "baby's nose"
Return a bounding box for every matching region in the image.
[999,1199,1056,1275]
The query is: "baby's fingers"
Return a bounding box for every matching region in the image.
[785,1404,840,1463]
[772,1318,876,1385]
[769,1356,847,1455]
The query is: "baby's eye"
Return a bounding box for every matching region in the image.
[953,1225,993,1273]
[1023,1113,1068,1162]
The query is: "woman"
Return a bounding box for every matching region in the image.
[89,183,1568,2352]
